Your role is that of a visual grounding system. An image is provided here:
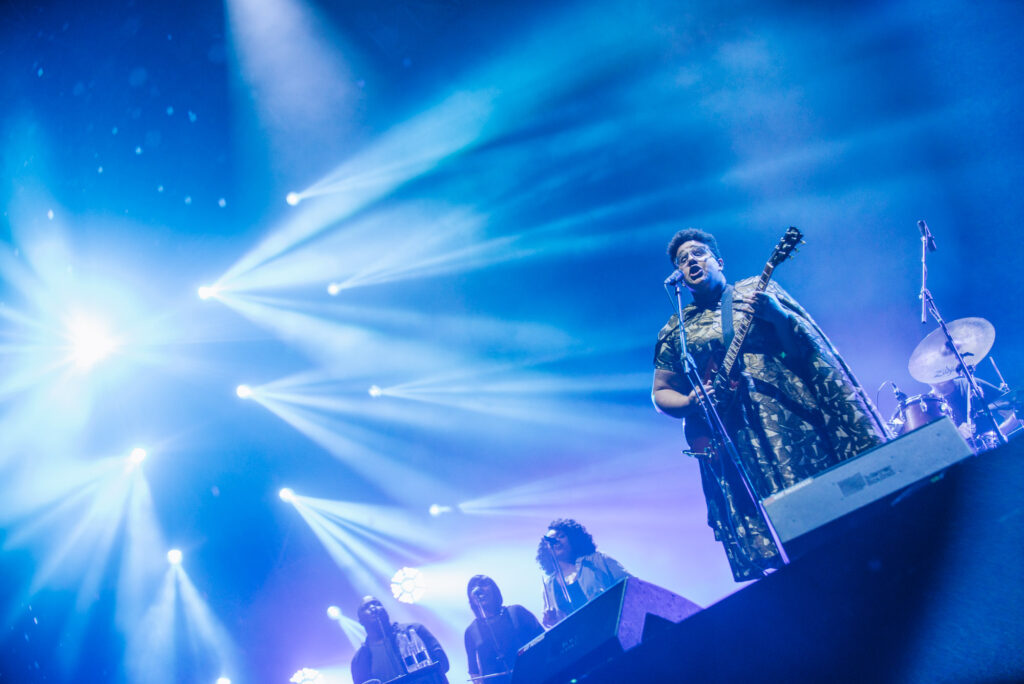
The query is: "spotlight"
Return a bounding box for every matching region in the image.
[368,385,383,398]
[129,447,147,464]
[198,285,217,300]
[428,504,452,517]
[68,314,117,369]
[216,678,231,684]
[390,567,426,604]
[326,282,340,296]
[326,605,341,620]
[290,669,322,684]
[167,549,183,565]
[286,192,301,206]
[279,487,295,502]
[236,384,253,399]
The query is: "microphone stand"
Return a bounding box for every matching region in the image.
[377,613,406,675]
[917,221,1006,447]
[668,282,789,574]
[543,540,573,615]
[472,595,511,681]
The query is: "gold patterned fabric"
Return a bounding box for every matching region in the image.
[654,278,885,580]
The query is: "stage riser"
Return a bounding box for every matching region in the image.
[577,438,1024,683]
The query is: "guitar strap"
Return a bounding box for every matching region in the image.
[721,284,735,352]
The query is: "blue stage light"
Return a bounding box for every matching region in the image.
[167,549,183,565]
[326,605,341,619]
[236,385,253,399]
[286,192,301,206]
[279,488,295,502]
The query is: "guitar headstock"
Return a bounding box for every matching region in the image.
[769,226,804,267]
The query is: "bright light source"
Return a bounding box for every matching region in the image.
[286,192,301,206]
[216,678,231,684]
[326,605,341,620]
[279,488,295,502]
[326,282,340,296]
[167,549,183,565]
[129,447,147,464]
[428,504,453,517]
[198,285,217,300]
[390,567,426,604]
[236,384,253,399]
[368,385,383,398]
[68,314,118,369]
[290,668,322,684]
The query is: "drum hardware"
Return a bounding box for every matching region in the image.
[914,218,1006,448]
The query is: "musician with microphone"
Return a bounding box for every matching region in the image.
[350,596,450,684]
[463,575,543,684]
[536,519,630,627]
[651,228,886,581]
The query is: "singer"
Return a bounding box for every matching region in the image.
[463,575,544,684]
[651,228,885,580]
[536,519,630,627]
[351,596,450,684]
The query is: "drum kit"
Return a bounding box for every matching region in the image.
[884,220,1020,453]
[887,316,1020,452]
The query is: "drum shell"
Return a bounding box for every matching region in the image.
[899,394,951,433]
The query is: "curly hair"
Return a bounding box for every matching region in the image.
[466,575,504,619]
[535,518,598,575]
[666,228,722,266]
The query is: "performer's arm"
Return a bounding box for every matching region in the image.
[512,605,544,641]
[416,624,449,674]
[350,648,369,684]
[464,625,482,683]
[652,369,708,418]
[541,578,563,627]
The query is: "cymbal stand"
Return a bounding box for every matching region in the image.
[668,282,789,573]
[919,291,1007,447]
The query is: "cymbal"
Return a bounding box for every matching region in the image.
[908,317,995,384]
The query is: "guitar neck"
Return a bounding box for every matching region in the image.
[719,263,777,378]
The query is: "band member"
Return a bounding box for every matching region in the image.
[351,596,450,684]
[652,228,885,580]
[929,377,1020,440]
[464,575,544,684]
[536,519,630,627]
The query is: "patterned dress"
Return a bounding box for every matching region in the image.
[654,278,885,580]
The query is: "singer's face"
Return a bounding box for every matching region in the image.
[357,596,389,627]
[675,240,724,292]
[473,582,500,613]
[549,529,572,561]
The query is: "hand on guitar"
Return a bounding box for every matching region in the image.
[733,291,789,329]
[733,291,801,360]
[687,380,715,405]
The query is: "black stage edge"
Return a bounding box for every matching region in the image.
[581,438,1024,684]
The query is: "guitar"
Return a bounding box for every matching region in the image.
[686,226,804,456]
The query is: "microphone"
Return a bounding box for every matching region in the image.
[917,219,937,252]
[891,381,908,404]
[664,270,685,287]
[543,529,558,544]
